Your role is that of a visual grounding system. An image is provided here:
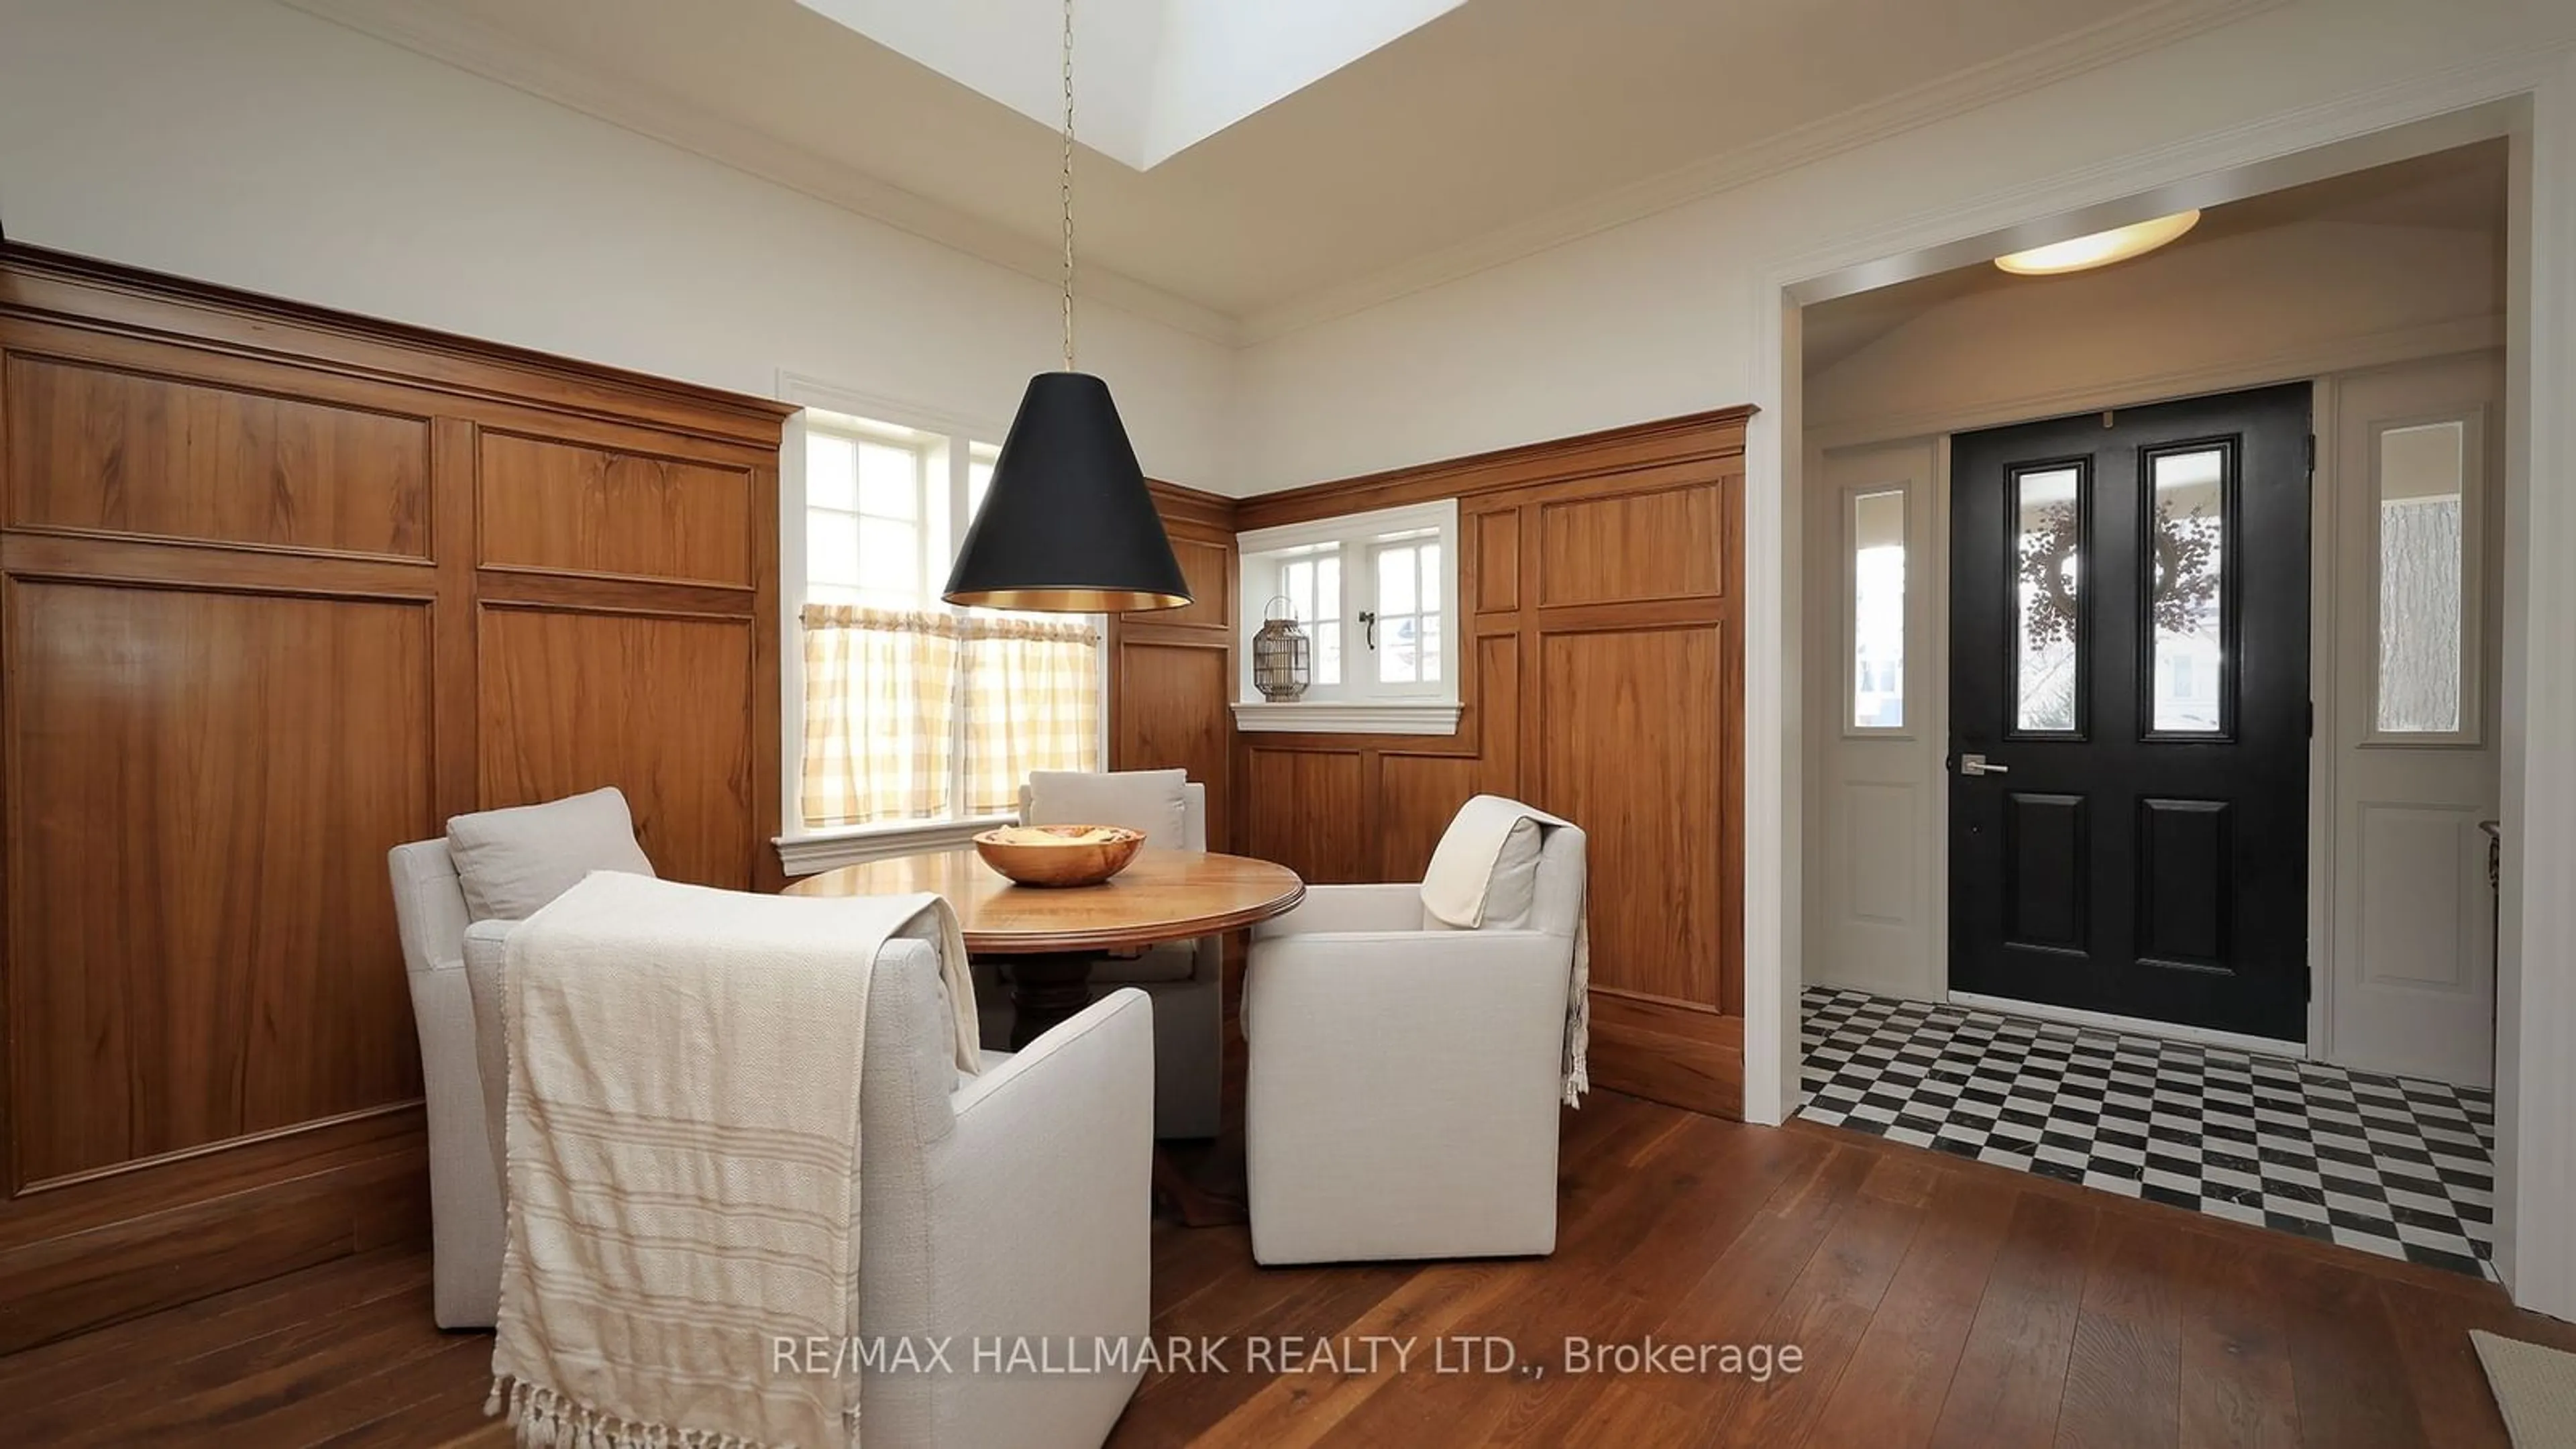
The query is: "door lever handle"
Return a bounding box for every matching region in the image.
[1959,753,2011,776]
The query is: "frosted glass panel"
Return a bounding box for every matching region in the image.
[1851,488,1906,729]
[2377,421,2466,733]
[2148,447,2226,733]
[2014,466,2083,733]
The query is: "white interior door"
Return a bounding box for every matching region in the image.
[2324,352,2504,1088]
[1803,438,1945,1002]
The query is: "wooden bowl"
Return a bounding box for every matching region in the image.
[972,824,1146,888]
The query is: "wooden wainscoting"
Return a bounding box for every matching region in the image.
[1233,411,1752,1117]
[0,245,790,1350]
[1108,482,1240,846]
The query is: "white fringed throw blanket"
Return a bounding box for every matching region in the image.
[488,873,980,1449]
[1419,794,1593,1106]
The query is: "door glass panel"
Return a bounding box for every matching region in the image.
[2376,421,2466,733]
[1851,488,1907,729]
[2013,466,2083,733]
[2148,447,2228,734]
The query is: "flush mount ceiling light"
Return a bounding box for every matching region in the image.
[1994,209,2202,276]
[943,0,1191,612]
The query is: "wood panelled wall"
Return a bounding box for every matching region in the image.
[0,246,790,1350]
[1232,411,1752,1118]
[1108,482,1241,845]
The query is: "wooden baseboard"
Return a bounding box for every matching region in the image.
[0,1113,428,1354]
[1585,994,1744,1120]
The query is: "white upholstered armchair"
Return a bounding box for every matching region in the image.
[991,769,1223,1140]
[1241,810,1586,1266]
[389,790,1155,1449]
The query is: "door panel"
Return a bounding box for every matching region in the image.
[1949,384,2310,1039]
[2324,355,2502,1087]
[2004,792,2088,951]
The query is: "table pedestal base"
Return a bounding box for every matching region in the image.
[1004,952,1097,1051]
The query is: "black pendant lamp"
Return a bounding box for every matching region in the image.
[943,0,1191,613]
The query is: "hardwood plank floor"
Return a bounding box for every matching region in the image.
[0,1097,2565,1448]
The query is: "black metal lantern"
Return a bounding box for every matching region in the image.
[1252,597,1312,702]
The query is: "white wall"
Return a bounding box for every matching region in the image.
[1232,0,2575,494]
[0,0,1235,488]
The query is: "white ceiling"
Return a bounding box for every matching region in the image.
[288,0,2265,337]
[1801,139,2512,372]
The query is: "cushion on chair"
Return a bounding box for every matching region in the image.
[445,786,655,922]
[1422,815,1546,932]
[1025,768,1188,847]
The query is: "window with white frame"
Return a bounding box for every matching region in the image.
[1369,533,1444,690]
[787,404,1100,841]
[1271,545,1344,686]
[2371,413,2480,739]
[1848,486,1908,731]
[1235,500,1460,734]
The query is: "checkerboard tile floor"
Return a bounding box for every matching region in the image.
[1798,987,2498,1279]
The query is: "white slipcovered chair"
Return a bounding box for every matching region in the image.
[1241,808,1586,1266]
[389,790,1155,1449]
[990,769,1222,1140]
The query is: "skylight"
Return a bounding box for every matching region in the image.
[794,0,1468,170]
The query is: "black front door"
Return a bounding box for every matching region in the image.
[1948,384,2310,1040]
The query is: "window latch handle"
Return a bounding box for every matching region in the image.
[1358,610,1378,649]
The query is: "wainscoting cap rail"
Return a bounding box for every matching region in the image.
[1234,405,1758,531]
[0,243,800,441]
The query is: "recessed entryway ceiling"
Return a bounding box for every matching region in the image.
[288,0,2255,329]
[1802,139,2512,373]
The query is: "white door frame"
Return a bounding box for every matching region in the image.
[1816,350,2500,1075]
[1741,51,2576,1320]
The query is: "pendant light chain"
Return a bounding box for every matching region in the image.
[1059,0,1077,374]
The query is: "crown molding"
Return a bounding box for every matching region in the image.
[1234,406,1752,529]
[278,0,1244,347]
[1234,0,2291,343]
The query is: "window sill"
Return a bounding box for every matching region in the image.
[774,814,1014,876]
[1230,700,1462,737]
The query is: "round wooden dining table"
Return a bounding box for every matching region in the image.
[786,846,1305,1044]
[784,847,1305,1225]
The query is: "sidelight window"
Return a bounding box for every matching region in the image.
[1849,488,1908,730]
[2012,464,2085,735]
[2373,419,2473,737]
